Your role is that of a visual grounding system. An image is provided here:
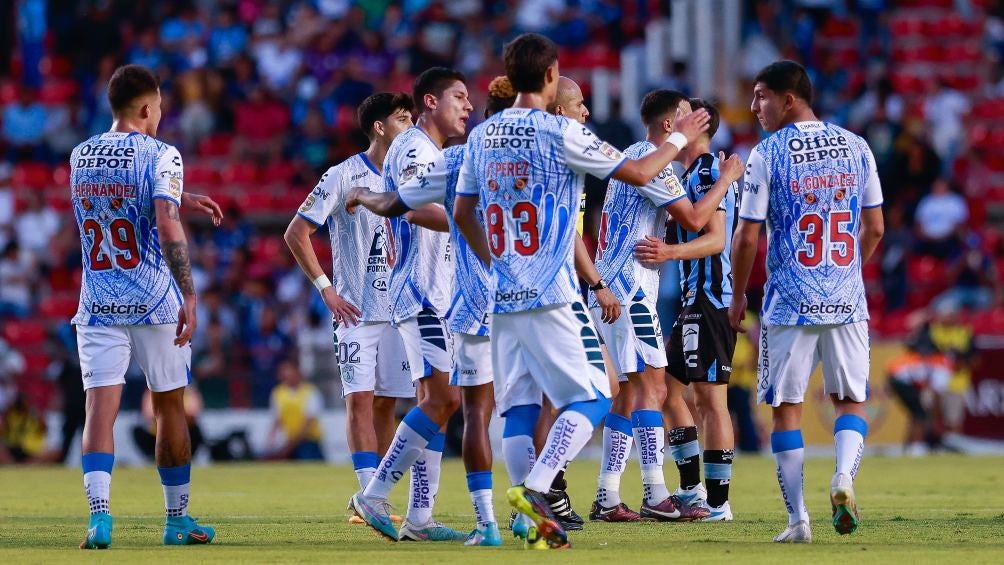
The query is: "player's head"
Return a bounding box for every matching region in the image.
[277,358,303,386]
[412,67,473,138]
[485,75,516,118]
[687,98,720,142]
[357,92,414,144]
[639,89,690,134]
[547,76,589,124]
[108,65,162,136]
[751,60,813,133]
[504,33,560,102]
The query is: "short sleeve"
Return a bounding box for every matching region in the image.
[297,166,341,226]
[637,168,687,207]
[398,150,449,209]
[153,145,184,206]
[738,147,769,222]
[861,146,884,209]
[562,123,627,180]
[456,145,478,197]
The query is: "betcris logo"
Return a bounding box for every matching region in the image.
[494,288,539,303]
[90,302,150,315]
[799,302,854,315]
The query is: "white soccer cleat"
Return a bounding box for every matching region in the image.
[701,501,733,522]
[673,483,708,508]
[830,472,859,535]
[773,520,812,543]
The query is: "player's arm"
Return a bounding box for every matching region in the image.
[663,153,743,232]
[574,235,620,323]
[611,109,710,186]
[635,210,726,266]
[728,147,770,333]
[405,204,449,232]
[345,189,410,218]
[453,149,491,266]
[858,147,885,264]
[155,199,197,346]
[181,192,223,226]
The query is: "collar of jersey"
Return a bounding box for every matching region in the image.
[358,152,381,176]
[682,152,715,177]
[413,125,440,148]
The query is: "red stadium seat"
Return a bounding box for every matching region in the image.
[13,162,53,190]
[198,133,234,159]
[2,320,47,346]
[38,293,80,320]
[262,161,297,186]
[220,161,260,186]
[971,308,1004,336]
[186,163,221,187]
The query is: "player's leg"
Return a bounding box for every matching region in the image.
[337,323,384,492]
[823,321,871,535]
[694,382,734,521]
[77,325,129,549]
[134,324,214,546]
[592,378,636,519]
[630,365,672,514]
[373,395,398,455]
[663,317,704,510]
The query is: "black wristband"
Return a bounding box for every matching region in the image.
[589,279,607,291]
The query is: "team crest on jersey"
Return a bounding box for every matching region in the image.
[168,177,181,199]
[300,195,316,212]
[665,175,684,197]
[341,365,354,383]
[401,165,418,183]
[599,142,622,160]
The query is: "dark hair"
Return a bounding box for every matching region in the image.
[412,67,466,114]
[688,98,720,139]
[754,60,813,105]
[357,92,414,138]
[484,76,516,118]
[504,33,559,93]
[107,64,160,114]
[639,89,688,126]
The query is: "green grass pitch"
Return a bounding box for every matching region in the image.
[1,455,1003,563]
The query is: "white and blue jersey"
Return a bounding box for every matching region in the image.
[457,108,626,313]
[740,121,883,326]
[590,140,684,307]
[71,132,184,326]
[383,126,444,323]
[674,152,739,309]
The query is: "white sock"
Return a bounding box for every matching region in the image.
[833,415,867,480]
[471,489,495,527]
[502,435,536,486]
[364,416,433,500]
[596,413,633,507]
[526,410,595,493]
[83,471,111,515]
[163,483,190,518]
[406,443,443,525]
[772,431,810,525]
[632,410,669,504]
[355,468,376,490]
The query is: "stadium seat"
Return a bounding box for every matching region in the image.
[198,133,234,159]
[2,320,47,346]
[13,162,53,190]
[971,308,1004,336]
[262,161,297,186]
[38,294,80,320]
[186,163,221,187]
[220,161,260,187]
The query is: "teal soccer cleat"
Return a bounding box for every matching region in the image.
[464,523,503,546]
[163,515,216,545]
[80,512,112,549]
[398,519,467,542]
[351,492,399,541]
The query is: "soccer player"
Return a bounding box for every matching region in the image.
[349,67,473,543]
[71,64,215,548]
[453,33,710,549]
[728,61,884,542]
[345,76,519,547]
[634,98,741,522]
[592,92,741,522]
[283,92,416,509]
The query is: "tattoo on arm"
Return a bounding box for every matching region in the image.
[163,240,196,295]
[166,203,181,221]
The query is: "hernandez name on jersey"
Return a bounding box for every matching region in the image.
[298,152,393,322]
[591,139,684,307]
[741,121,883,325]
[71,132,184,326]
[458,108,627,313]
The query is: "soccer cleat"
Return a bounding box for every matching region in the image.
[830,473,859,535]
[774,520,812,543]
[544,488,584,531]
[398,519,467,542]
[506,485,570,549]
[80,512,112,549]
[523,526,550,550]
[701,502,733,522]
[588,501,642,522]
[351,492,399,541]
[464,523,503,546]
[640,495,710,522]
[349,514,402,524]
[511,512,532,539]
[673,483,708,508]
[163,515,215,545]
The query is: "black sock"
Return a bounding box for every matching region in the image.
[668,426,701,489]
[704,449,734,508]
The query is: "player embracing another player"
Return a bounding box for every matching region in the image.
[729,61,884,543]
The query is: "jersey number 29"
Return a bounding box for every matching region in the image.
[83,218,140,271]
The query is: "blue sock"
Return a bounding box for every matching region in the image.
[772,430,809,525]
[501,404,540,486]
[834,414,867,479]
[365,407,438,500]
[351,451,380,490]
[82,452,114,515]
[466,471,495,527]
[158,464,191,518]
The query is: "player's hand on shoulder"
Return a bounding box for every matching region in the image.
[728,294,748,334]
[595,288,621,324]
[183,192,224,226]
[175,298,197,346]
[719,151,744,184]
[674,108,710,144]
[322,286,362,327]
[634,235,674,266]
[344,187,364,215]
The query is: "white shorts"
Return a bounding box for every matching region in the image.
[756,321,870,406]
[77,324,191,393]
[451,333,493,387]
[492,301,612,415]
[336,322,415,398]
[397,308,455,381]
[591,299,666,382]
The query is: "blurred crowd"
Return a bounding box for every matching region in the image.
[1,1,1003,458]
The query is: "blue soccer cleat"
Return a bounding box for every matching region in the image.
[80,512,112,549]
[163,515,216,545]
[351,492,399,541]
[464,523,503,546]
[398,519,467,542]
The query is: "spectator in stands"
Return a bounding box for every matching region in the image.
[880,205,912,312]
[129,28,165,71]
[0,163,13,250]
[0,338,24,409]
[177,71,215,149]
[193,315,234,408]
[297,309,339,397]
[159,4,205,53]
[923,79,971,174]
[247,304,292,408]
[0,393,50,464]
[933,232,1003,311]
[50,326,84,463]
[889,134,941,215]
[914,178,969,258]
[14,191,59,268]
[0,241,32,318]
[887,333,952,457]
[2,86,49,161]
[264,360,324,461]
[208,7,248,66]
